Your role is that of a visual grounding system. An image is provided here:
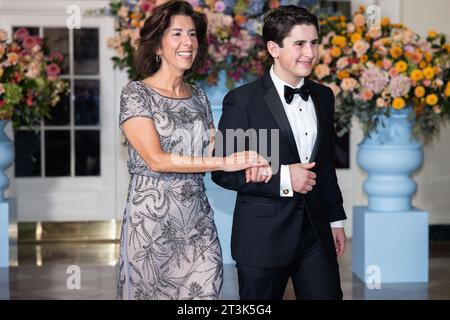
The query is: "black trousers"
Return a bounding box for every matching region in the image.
[236,211,343,300]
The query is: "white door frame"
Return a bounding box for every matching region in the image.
[0,0,120,221]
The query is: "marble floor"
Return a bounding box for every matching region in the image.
[1,241,449,300]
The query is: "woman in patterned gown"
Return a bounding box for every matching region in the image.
[117,1,271,300]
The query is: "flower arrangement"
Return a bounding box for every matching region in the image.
[312,6,450,143]
[0,28,68,128]
[105,0,319,88]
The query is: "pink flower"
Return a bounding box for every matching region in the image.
[360,66,389,94]
[341,77,359,91]
[186,0,199,7]
[382,58,392,70]
[388,67,398,78]
[49,51,64,63]
[139,0,154,12]
[361,89,374,101]
[324,82,341,97]
[14,27,29,41]
[423,79,431,87]
[388,74,411,97]
[353,40,369,57]
[336,57,349,70]
[314,64,330,80]
[23,36,41,50]
[215,1,226,13]
[46,63,61,78]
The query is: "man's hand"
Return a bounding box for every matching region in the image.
[288,162,316,194]
[332,227,346,259]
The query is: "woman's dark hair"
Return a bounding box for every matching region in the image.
[262,5,320,48]
[134,0,208,79]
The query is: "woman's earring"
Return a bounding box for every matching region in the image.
[156,55,160,63]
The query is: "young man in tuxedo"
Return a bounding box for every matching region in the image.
[212,5,346,299]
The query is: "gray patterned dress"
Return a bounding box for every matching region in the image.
[117,81,223,300]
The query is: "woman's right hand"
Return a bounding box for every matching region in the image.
[221,151,268,172]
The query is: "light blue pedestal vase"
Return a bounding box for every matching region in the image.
[0,120,17,268]
[200,71,246,265]
[352,108,429,283]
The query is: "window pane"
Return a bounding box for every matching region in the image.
[75,80,100,126]
[74,28,99,75]
[75,130,100,176]
[45,80,71,126]
[320,1,351,17]
[45,130,70,177]
[12,27,39,37]
[14,130,41,177]
[43,27,70,74]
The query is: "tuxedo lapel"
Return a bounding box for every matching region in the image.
[262,74,300,159]
[307,79,322,164]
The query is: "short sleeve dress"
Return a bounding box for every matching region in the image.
[117,81,223,300]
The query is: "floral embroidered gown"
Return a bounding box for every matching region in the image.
[117,81,223,300]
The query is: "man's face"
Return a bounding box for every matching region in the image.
[269,24,319,85]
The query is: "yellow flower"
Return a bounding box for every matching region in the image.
[414,86,425,98]
[351,33,362,43]
[392,97,406,110]
[424,52,432,62]
[423,67,435,79]
[445,87,450,97]
[427,30,438,39]
[410,69,423,81]
[0,67,3,78]
[425,93,438,106]
[390,46,403,59]
[339,15,346,22]
[419,61,428,69]
[331,47,342,58]
[332,35,347,48]
[381,17,390,27]
[395,61,408,73]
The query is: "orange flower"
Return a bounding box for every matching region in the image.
[332,35,347,48]
[390,46,403,59]
[410,70,423,81]
[423,66,435,79]
[425,93,438,106]
[419,61,428,69]
[414,86,425,98]
[381,17,390,27]
[392,97,406,110]
[353,13,365,27]
[330,46,342,58]
[337,70,350,80]
[234,15,247,26]
[395,61,408,73]
[360,55,368,63]
[445,87,450,97]
[424,52,432,62]
[351,33,361,43]
[427,30,438,39]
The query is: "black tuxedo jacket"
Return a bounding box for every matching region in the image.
[211,73,346,268]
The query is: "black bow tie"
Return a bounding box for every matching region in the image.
[284,84,310,104]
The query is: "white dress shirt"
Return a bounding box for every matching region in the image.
[270,66,344,228]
